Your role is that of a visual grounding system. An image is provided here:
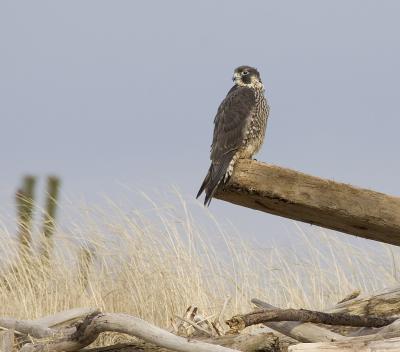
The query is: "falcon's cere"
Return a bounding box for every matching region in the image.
[197,65,270,206]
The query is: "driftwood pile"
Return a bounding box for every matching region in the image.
[2,286,400,352]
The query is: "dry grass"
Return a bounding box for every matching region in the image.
[0,192,399,345]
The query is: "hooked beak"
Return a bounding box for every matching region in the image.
[232,72,240,82]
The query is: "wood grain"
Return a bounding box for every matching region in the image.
[216,160,400,246]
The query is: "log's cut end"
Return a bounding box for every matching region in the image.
[215,159,400,246]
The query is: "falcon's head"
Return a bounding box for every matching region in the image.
[233,66,263,89]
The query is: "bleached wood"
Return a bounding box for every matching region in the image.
[36,307,98,328]
[289,320,400,351]
[204,331,279,352]
[251,299,345,343]
[2,309,280,352]
[21,313,241,352]
[289,336,400,351]
[173,315,213,337]
[0,317,53,338]
[83,330,280,352]
[216,160,400,246]
[328,286,400,316]
[0,308,98,339]
[8,286,400,351]
[252,286,400,342]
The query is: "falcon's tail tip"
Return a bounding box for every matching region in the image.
[197,157,232,207]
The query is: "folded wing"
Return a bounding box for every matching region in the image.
[197,86,256,205]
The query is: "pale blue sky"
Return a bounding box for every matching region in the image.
[1,1,400,243]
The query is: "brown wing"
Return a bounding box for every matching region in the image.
[211,85,256,161]
[197,85,256,205]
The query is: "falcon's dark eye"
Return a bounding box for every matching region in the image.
[242,70,249,75]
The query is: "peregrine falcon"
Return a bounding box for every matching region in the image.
[196,65,269,206]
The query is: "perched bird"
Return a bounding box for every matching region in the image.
[196,65,270,206]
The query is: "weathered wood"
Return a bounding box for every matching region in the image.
[290,336,400,351]
[8,287,400,351]
[173,315,213,337]
[251,299,345,343]
[329,286,400,316]
[0,317,53,338]
[83,331,281,352]
[227,308,395,331]
[20,312,241,352]
[251,286,400,343]
[0,330,14,352]
[36,307,99,328]
[289,318,400,351]
[0,308,98,339]
[249,287,400,352]
[2,308,283,352]
[83,344,143,352]
[215,160,400,246]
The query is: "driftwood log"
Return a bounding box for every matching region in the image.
[0,308,97,339]
[215,160,400,246]
[226,308,395,331]
[251,299,342,343]
[251,299,345,343]
[1,309,279,352]
[82,332,281,352]
[20,312,241,352]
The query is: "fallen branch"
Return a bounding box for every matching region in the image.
[227,308,395,331]
[36,307,99,328]
[83,331,281,352]
[0,317,54,338]
[251,299,345,343]
[0,308,98,339]
[20,312,242,352]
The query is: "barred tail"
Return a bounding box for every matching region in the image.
[196,154,234,206]
[196,168,211,200]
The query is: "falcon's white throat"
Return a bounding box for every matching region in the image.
[234,74,264,90]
